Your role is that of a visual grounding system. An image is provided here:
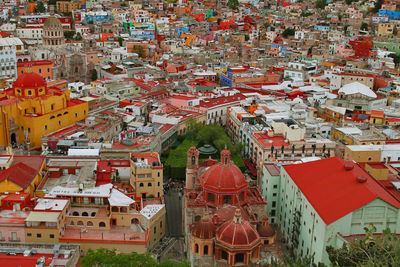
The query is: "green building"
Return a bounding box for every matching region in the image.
[261,157,400,265]
[373,40,400,55]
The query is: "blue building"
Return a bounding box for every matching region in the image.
[379,9,400,19]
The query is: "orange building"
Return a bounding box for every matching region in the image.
[17,60,54,81]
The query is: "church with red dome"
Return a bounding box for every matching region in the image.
[0,70,88,149]
[183,146,277,266]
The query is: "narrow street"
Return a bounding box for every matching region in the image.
[164,189,183,237]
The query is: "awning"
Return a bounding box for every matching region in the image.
[26,212,59,222]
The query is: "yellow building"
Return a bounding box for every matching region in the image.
[378,23,395,36]
[343,145,382,162]
[130,153,163,199]
[25,198,70,243]
[0,71,88,149]
[0,153,45,197]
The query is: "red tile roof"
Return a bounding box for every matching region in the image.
[0,162,38,189]
[283,157,400,225]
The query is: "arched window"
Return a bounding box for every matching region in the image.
[139,183,144,187]
[194,215,201,222]
[72,211,79,216]
[87,221,94,226]
[235,253,245,264]
[82,212,88,217]
[204,245,209,255]
[68,221,74,225]
[148,182,152,187]
[195,244,199,253]
[223,195,231,204]
[208,193,215,202]
[99,222,106,227]
[77,221,84,226]
[91,212,96,217]
[221,250,228,260]
[131,218,139,224]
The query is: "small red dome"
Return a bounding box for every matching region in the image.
[192,218,216,239]
[257,224,275,237]
[201,162,248,194]
[14,72,46,89]
[216,209,260,247]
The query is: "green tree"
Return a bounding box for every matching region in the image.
[118,36,123,46]
[389,53,400,68]
[75,32,82,40]
[64,30,75,40]
[316,0,327,9]
[81,249,190,267]
[186,117,202,140]
[361,22,369,31]
[90,69,98,81]
[266,254,326,267]
[344,25,349,34]
[282,28,295,38]
[373,0,384,13]
[326,225,400,267]
[35,1,46,13]
[227,0,239,10]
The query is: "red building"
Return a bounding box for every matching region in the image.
[183,147,280,266]
[349,36,373,57]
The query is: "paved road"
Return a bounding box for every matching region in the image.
[164,189,183,237]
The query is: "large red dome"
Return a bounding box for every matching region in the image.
[201,162,248,194]
[216,209,260,247]
[14,72,46,89]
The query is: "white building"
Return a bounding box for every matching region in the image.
[16,27,43,41]
[0,38,23,80]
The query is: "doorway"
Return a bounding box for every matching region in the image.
[10,133,16,144]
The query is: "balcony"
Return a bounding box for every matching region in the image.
[8,237,21,242]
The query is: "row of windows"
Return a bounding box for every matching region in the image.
[27,233,55,238]
[139,182,161,187]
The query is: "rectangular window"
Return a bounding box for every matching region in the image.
[27,233,32,237]
[154,226,156,234]
[37,233,41,238]
[50,234,54,238]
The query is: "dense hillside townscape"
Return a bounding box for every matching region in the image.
[0,0,400,266]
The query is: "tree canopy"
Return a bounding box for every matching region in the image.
[35,1,46,13]
[80,249,189,267]
[163,124,245,179]
[282,28,295,38]
[326,225,400,267]
[316,0,327,9]
[227,0,239,10]
[360,22,369,31]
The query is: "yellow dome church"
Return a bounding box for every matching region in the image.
[0,69,88,150]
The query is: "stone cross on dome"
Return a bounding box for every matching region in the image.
[233,209,242,223]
